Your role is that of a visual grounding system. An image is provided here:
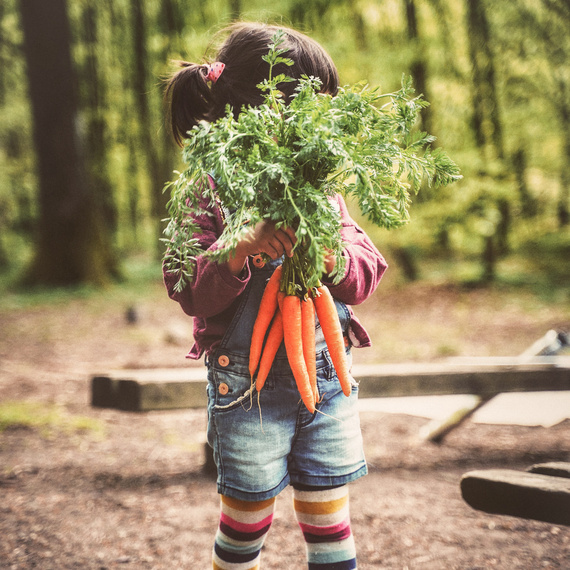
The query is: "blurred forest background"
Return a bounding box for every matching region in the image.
[0,0,568,299]
[2,5,570,567]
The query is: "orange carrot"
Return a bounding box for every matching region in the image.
[301,296,318,404]
[249,264,283,378]
[313,285,352,397]
[282,295,316,413]
[255,309,284,392]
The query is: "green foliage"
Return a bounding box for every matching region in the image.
[163,32,460,294]
[0,0,568,288]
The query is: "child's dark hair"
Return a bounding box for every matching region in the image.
[164,22,339,146]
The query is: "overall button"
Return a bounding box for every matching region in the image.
[218,354,230,367]
[218,383,229,395]
[251,254,265,268]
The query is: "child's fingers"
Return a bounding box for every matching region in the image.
[264,239,283,259]
[280,225,297,242]
[245,221,298,259]
[264,234,291,259]
[275,227,296,257]
[259,226,296,259]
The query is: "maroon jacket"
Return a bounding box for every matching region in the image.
[164,193,387,359]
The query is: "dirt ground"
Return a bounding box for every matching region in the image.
[1,277,569,569]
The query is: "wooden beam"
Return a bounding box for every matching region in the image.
[461,468,570,526]
[418,394,495,443]
[528,462,570,479]
[354,361,570,399]
[91,360,569,412]
[91,368,207,411]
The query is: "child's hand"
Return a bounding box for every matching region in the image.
[227,221,296,275]
[246,220,297,259]
[323,249,337,276]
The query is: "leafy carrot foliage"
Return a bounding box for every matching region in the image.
[163,30,461,293]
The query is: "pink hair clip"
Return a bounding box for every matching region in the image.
[205,62,225,83]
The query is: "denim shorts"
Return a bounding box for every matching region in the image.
[206,347,367,501]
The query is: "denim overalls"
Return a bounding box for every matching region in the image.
[206,258,367,501]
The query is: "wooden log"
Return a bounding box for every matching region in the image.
[90,361,570,412]
[418,394,495,443]
[91,368,207,411]
[461,469,570,526]
[91,375,120,408]
[528,462,570,479]
[354,361,570,399]
[116,378,208,412]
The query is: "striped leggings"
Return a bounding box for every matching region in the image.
[213,485,357,569]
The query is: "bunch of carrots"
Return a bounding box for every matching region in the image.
[248,263,352,414]
[163,34,461,406]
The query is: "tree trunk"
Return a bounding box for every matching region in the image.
[131,0,170,252]
[495,197,511,255]
[127,135,141,246]
[512,148,537,218]
[465,0,504,160]
[557,78,570,226]
[425,0,461,78]
[229,0,241,21]
[19,0,117,286]
[350,0,368,51]
[482,234,496,283]
[161,0,183,38]
[404,0,433,136]
[80,4,116,235]
[0,0,6,106]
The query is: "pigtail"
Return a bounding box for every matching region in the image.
[164,62,212,146]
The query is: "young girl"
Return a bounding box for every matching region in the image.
[163,22,387,570]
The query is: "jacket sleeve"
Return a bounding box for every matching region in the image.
[322,194,387,305]
[163,197,252,319]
